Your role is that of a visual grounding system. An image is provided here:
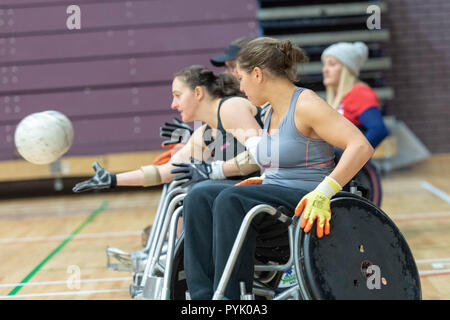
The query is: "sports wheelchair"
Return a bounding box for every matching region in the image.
[342,160,382,207]
[334,147,382,207]
[105,179,186,276]
[106,174,420,300]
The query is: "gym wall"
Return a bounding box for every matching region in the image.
[382,0,450,154]
[0,0,258,162]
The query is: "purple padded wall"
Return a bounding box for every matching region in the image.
[0,0,258,161]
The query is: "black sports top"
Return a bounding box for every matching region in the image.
[202,96,264,162]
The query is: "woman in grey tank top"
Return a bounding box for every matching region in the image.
[182,38,374,299]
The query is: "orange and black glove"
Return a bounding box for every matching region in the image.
[234,176,264,186]
[153,143,185,166]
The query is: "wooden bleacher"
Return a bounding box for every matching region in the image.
[257,0,396,160]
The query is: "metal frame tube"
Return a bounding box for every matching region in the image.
[254,224,295,272]
[142,183,169,251]
[106,182,184,275]
[162,206,184,300]
[117,184,185,275]
[273,286,300,300]
[142,187,186,276]
[141,193,186,287]
[212,204,284,300]
[145,183,185,254]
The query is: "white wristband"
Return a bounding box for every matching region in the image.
[210,161,225,180]
[315,176,342,199]
[244,136,261,164]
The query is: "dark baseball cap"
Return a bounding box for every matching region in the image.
[210,44,242,67]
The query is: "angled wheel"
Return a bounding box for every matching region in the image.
[294,192,421,300]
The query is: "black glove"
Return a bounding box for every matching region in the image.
[72,162,117,193]
[170,159,212,188]
[160,117,193,146]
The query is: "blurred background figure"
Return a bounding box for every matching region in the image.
[211,36,271,125]
[210,37,254,80]
[321,41,388,149]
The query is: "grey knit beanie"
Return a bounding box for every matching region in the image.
[321,42,369,76]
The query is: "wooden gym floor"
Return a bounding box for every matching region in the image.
[0,154,449,300]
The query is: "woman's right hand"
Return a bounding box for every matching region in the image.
[160,117,193,146]
[72,162,116,193]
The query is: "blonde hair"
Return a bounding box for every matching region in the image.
[326,65,357,110]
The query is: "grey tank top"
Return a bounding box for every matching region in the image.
[255,87,335,191]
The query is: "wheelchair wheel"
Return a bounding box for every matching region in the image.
[342,161,382,207]
[170,234,188,300]
[335,148,382,206]
[294,192,421,300]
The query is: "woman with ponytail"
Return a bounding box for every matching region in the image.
[72,65,263,193]
[181,37,374,300]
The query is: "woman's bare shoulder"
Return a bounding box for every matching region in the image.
[296,88,329,114]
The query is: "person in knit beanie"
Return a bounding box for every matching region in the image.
[321,42,388,148]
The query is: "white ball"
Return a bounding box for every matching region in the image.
[14,110,74,165]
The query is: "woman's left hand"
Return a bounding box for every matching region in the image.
[295,190,331,238]
[294,176,342,238]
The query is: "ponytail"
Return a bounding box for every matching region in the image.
[238,37,309,82]
[174,65,243,98]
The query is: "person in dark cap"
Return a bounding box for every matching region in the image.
[211,37,253,80]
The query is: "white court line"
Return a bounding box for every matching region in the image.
[0,277,132,288]
[419,269,450,276]
[416,258,450,264]
[421,181,450,204]
[0,230,141,244]
[390,211,450,220]
[415,258,450,277]
[0,289,129,299]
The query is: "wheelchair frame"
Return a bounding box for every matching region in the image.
[105,175,388,300]
[105,180,187,298]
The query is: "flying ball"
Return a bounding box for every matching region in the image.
[14,110,74,165]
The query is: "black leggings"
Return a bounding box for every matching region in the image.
[183,180,308,299]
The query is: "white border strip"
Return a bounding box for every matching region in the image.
[0,289,129,299]
[0,277,132,288]
[421,181,450,204]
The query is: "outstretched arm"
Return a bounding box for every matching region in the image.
[72,125,206,192]
[118,124,205,186]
